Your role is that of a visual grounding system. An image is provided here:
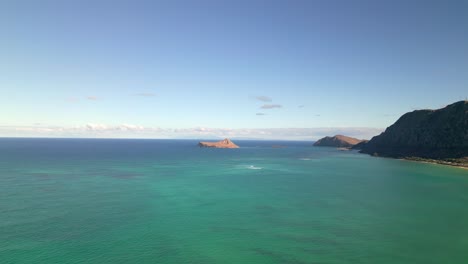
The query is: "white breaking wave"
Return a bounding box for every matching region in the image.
[247,165,263,170]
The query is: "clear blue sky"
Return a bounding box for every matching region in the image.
[0,0,467,139]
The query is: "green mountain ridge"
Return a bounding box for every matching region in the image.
[360,101,468,164]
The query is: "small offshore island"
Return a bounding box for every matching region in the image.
[315,101,468,168]
[198,138,239,148]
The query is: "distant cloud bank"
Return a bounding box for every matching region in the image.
[1,124,383,140]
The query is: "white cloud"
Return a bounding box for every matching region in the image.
[254,96,272,102]
[134,92,156,97]
[118,124,145,131]
[86,123,108,131]
[261,104,282,109]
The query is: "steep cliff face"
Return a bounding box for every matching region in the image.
[313,135,365,148]
[198,138,239,148]
[361,101,468,159]
[351,140,369,150]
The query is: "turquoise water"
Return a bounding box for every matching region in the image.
[1,138,468,264]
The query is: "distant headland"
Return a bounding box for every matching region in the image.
[316,101,468,168]
[313,135,366,148]
[198,138,239,148]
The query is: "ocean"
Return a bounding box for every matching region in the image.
[1,138,467,264]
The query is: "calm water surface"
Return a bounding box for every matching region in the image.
[1,138,467,264]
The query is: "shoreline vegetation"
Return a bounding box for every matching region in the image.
[320,146,468,169]
[400,157,468,169]
[344,148,468,169]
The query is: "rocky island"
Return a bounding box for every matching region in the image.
[313,135,367,148]
[198,138,239,148]
[359,101,468,167]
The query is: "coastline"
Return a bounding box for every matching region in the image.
[400,157,468,170]
[345,147,468,169]
[353,147,468,170]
